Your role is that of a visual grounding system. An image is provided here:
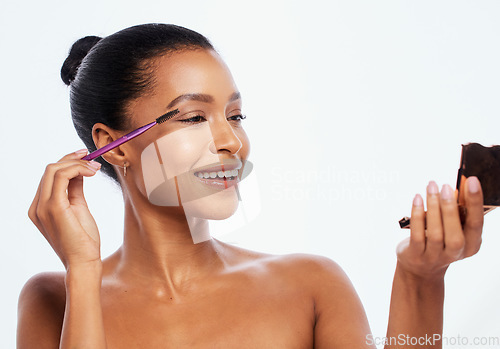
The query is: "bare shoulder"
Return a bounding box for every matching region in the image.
[219,241,349,292]
[17,272,66,348]
[266,253,345,276]
[262,253,351,293]
[239,251,373,348]
[18,271,66,313]
[256,254,373,348]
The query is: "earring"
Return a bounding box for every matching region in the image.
[123,162,129,177]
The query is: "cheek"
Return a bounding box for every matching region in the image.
[139,124,219,205]
[156,124,216,178]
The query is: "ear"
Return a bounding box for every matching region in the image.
[91,123,128,166]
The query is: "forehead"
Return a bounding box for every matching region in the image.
[151,49,238,98]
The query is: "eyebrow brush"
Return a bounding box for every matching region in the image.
[82,109,179,161]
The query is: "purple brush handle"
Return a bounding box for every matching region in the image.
[82,121,156,161]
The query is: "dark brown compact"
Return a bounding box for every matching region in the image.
[399,143,500,229]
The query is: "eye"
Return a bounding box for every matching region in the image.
[179,115,206,124]
[227,114,246,122]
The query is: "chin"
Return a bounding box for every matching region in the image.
[181,186,240,220]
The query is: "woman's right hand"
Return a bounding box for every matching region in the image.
[28,149,102,269]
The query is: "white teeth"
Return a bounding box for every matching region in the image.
[195,169,239,179]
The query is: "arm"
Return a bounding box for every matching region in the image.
[310,256,376,349]
[385,177,484,349]
[385,265,444,348]
[17,273,65,348]
[61,262,106,347]
[17,266,106,349]
[19,150,107,348]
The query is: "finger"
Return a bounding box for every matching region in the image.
[57,149,93,205]
[57,148,89,162]
[463,176,484,257]
[67,162,101,205]
[67,175,86,206]
[409,194,426,254]
[425,180,444,255]
[37,162,96,231]
[28,178,44,228]
[40,163,97,244]
[50,162,101,205]
[440,184,465,260]
[37,149,91,204]
[29,153,84,227]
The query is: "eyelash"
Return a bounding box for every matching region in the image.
[179,114,247,124]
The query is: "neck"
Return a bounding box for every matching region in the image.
[115,192,224,290]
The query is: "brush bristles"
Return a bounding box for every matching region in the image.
[156,109,180,124]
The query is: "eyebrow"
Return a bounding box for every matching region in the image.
[166,92,241,110]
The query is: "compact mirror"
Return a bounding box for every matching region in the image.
[399,143,500,229]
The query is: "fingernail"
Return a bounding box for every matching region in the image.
[87,161,101,171]
[468,176,480,194]
[413,194,423,206]
[75,148,88,155]
[441,184,453,200]
[427,180,438,195]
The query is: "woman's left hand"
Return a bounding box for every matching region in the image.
[396,176,484,280]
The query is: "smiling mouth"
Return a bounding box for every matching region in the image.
[193,168,239,181]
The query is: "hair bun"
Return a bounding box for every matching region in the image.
[60,36,102,86]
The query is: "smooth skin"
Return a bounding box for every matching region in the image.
[18,49,484,348]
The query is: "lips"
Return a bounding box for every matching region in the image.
[193,161,242,173]
[194,175,238,190]
[192,161,242,189]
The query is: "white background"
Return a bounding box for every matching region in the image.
[1,1,500,348]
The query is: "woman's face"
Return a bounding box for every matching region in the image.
[123,49,250,220]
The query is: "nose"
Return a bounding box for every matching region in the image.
[208,119,242,155]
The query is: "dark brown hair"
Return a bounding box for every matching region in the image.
[61,23,214,182]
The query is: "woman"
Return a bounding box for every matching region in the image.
[18,24,485,348]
